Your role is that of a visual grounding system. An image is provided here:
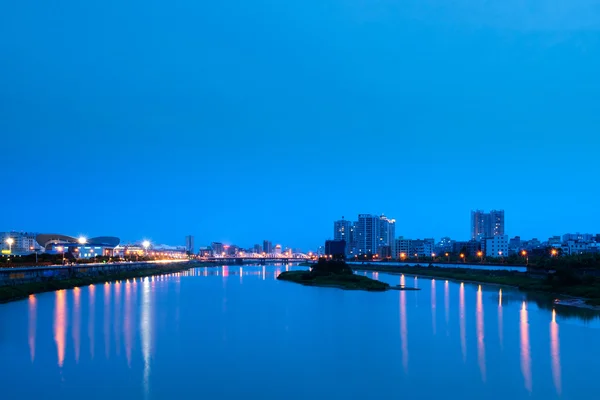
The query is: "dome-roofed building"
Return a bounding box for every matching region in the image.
[36,234,120,258]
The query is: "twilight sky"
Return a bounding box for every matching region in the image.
[1,0,599,250]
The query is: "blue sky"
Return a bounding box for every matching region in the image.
[1,0,599,250]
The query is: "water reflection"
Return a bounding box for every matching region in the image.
[73,287,81,363]
[520,302,532,393]
[444,281,449,335]
[476,285,486,382]
[400,288,408,374]
[550,309,562,396]
[498,289,503,350]
[54,290,66,368]
[459,283,466,362]
[89,285,95,359]
[114,281,121,356]
[125,279,133,367]
[28,295,36,363]
[141,278,152,397]
[104,283,111,358]
[431,279,436,335]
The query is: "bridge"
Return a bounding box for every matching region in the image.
[199,256,310,265]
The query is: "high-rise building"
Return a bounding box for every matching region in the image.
[211,242,224,256]
[263,240,273,254]
[334,217,352,242]
[185,235,194,254]
[334,217,353,256]
[348,221,358,256]
[357,214,380,255]
[253,244,262,254]
[490,210,505,237]
[379,214,396,254]
[471,210,505,240]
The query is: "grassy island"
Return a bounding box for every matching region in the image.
[277,259,390,291]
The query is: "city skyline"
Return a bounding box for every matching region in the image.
[0,208,600,249]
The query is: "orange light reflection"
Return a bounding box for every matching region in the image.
[104,283,111,358]
[459,282,466,363]
[88,284,95,359]
[476,285,486,382]
[444,280,449,335]
[550,309,562,396]
[54,290,67,367]
[28,295,37,363]
[400,290,408,374]
[73,287,81,363]
[520,301,532,393]
[431,279,436,335]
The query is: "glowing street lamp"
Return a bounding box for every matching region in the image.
[477,251,483,262]
[5,237,14,253]
[56,246,65,263]
[30,246,38,263]
[551,249,558,257]
[521,250,529,265]
[460,253,465,263]
[431,253,436,261]
[445,252,449,262]
[400,253,406,261]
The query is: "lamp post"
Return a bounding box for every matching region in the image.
[498,251,504,262]
[521,250,528,266]
[5,237,14,254]
[400,253,406,262]
[445,252,449,263]
[30,246,38,263]
[431,253,436,262]
[414,253,419,262]
[477,251,483,263]
[56,246,65,264]
[460,253,465,263]
[551,249,558,257]
[142,240,151,257]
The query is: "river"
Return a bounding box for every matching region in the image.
[0,265,599,399]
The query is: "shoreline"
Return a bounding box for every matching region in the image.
[353,264,600,311]
[0,262,194,304]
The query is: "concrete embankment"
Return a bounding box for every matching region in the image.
[0,260,194,287]
[0,261,197,303]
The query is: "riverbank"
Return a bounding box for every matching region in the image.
[0,263,192,304]
[353,264,600,307]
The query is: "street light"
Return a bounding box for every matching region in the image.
[551,249,558,257]
[142,240,150,256]
[400,253,406,261]
[56,246,65,264]
[5,237,14,253]
[445,252,449,262]
[431,253,436,261]
[30,246,38,263]
[521,250,529,266]
[477,251,483,263]
[460,253,465,263]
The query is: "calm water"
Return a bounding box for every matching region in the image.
[1,265,600,399]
